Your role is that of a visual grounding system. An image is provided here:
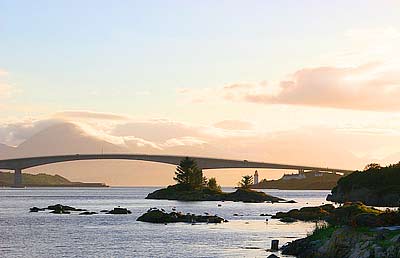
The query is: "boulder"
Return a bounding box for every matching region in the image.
[29,207,45,212]
[47,204,86,212]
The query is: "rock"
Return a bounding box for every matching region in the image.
[390,234,400,243]
[47,204,87,214]
[50,209,70,214]
[79,211,97,215]
[100,210,108,213]
[352,213,383,227]
[29,207,45,212]
[107,207,131,214]
[279,217,297,223]
[284,200,297,203]
[267,254,280,258]
[47,204,86,212]
[273,204,333,221]
[137,208,226,224]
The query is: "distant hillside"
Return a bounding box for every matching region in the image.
[0,171,107,187]
[327,162,400,206]
[252,172,343,190]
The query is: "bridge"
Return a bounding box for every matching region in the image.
[0,154,354,187]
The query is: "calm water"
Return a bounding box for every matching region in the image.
[0,187,330,257]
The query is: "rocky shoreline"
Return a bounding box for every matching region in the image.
[282,226,400,258]
[274,202,400,257]
[327,187,400,207]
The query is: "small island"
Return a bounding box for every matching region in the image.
[0,171,107,187]
[327,162,400,207]
[146,157,286,203]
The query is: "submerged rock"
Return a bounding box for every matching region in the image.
[79,211,97,215]
[137,208,227,224]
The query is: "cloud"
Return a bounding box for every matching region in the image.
[54,111,129,121]
[0,69,8,77]
[163,137,207,147]
[221,62,400,111]
[213,120,253,130]
[0,119,64,146]
[111,119,205,142]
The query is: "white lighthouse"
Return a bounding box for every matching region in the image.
[254,170,259,185]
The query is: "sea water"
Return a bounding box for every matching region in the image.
[0,187,330,257]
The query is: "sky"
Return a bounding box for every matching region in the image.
[1,1,400,185]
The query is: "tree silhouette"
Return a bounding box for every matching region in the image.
[238,175,253,189]
[173,157,204,188]
[207,177,221,192]
[364,163,381,171]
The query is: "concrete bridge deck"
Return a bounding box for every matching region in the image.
[0,153,354,187]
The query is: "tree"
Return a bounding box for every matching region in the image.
[173,157,204,188]
[238,175,253,189]
[364,163,381,171]
[207,177,221,192]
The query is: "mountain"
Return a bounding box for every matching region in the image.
[0,143,16,158]
[0,122,176,186]
[16,123,127,157]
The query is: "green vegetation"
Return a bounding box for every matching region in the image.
[308,223,338,242]
[0,171,106,187]
[328,162,400,206]
[253,172,342,190]
[207,177,221,192]
[173,157,221,192]
[173,157,207,189]
[332,162,400,194]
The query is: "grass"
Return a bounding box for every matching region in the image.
[308,222,338,242]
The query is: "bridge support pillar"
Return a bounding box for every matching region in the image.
[13,168,23,188]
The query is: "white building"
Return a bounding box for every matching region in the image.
[254,170,259,185]
[281,173,306,180]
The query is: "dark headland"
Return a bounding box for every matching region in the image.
[252,170,343,190]
[0,171,107,187]
[327,162,400,207]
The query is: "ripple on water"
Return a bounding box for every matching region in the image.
[0,187,328,258]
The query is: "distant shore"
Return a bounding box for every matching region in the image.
[0,171,107,187]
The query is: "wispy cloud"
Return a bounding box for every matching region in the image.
[213,120,253,130]
[180,61,400,111]
[238,62,400,111]
[54,111,130,121]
